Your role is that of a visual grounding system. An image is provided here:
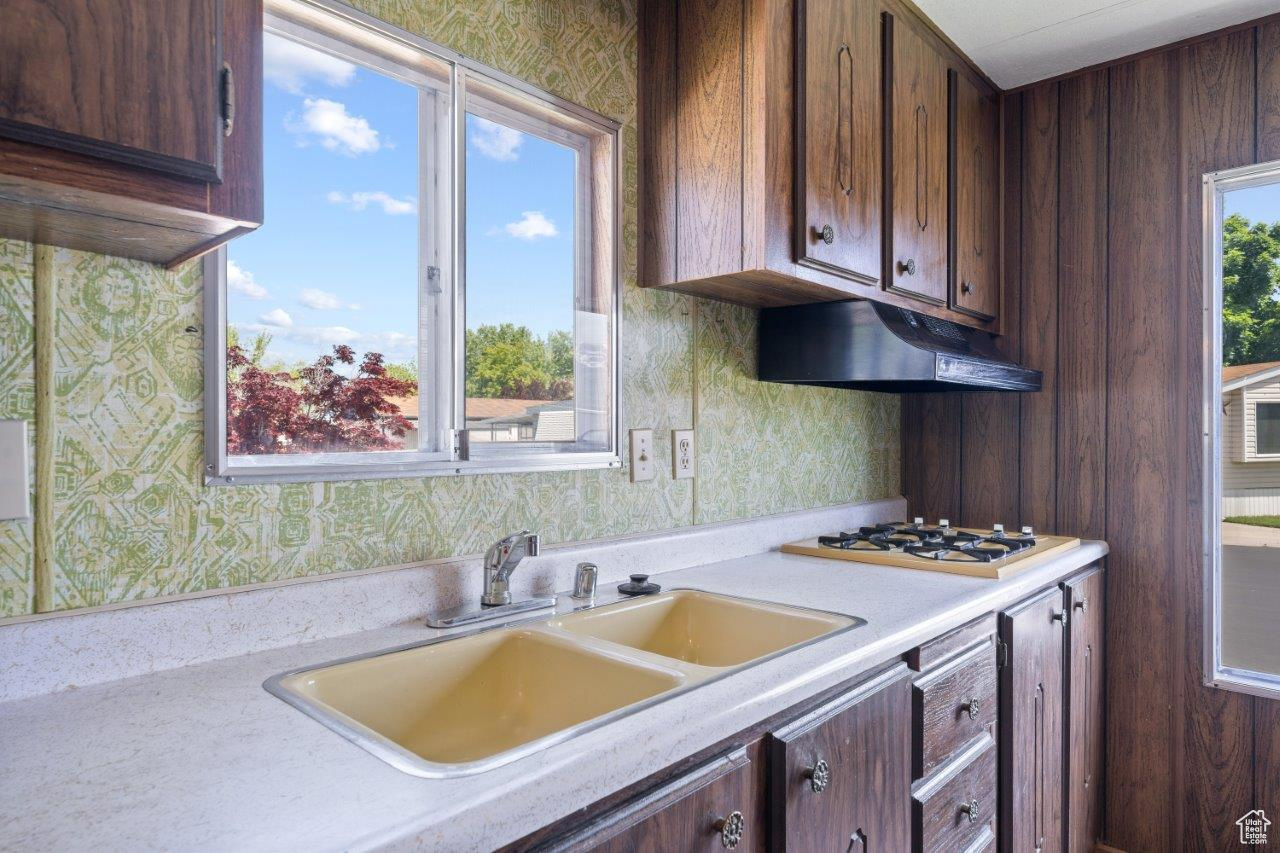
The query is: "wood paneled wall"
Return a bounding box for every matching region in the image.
[901,18,1280,852]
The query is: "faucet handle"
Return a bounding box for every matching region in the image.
[525,533,540,557]
[573,562,597,601]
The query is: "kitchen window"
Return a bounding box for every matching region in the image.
[1202,159,1280,701]
[203,0,619,484]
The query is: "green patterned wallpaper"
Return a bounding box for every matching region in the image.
[0,0,899,617]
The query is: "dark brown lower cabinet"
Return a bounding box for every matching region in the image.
[559,746,764,851]
[1062,567,1104,852]
[768,664,912,852]
[530,570,1105,853]
[1000,587,1067,853]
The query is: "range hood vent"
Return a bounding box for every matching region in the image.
[757,300,1041,392]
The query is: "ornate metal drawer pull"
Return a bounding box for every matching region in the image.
[815,224,835,244]
[898,258,917,276]
[1074,596,1088,613]
[961,280,974,294]
[960,798,980,823]
[1052,609,1069,626]
[805,758,831,793]
[960,697,980,721]
[714,810,745,848]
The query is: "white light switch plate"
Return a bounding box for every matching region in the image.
[629,428,654,482]
[0,420,31,521]
[671,429,695,479]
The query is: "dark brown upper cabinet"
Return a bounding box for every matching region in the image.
[638,0,1001,330]
[0,0,262,266]
[795,0,882,286]
[883,12,949,306]
[949,69,1000,321]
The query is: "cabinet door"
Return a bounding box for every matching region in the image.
[0,0,224,182]
[1063,568,1104,853]
[795,0,881,285]
[948,69,999,321]
[568,748,763,852]
[999,588,1066,853]
[768,664,912,852]
[884,13,948,304]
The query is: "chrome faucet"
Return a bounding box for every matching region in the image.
[481,530,540,606]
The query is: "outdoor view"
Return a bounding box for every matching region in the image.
[226,32,580,456]
[1218,180,1280,678]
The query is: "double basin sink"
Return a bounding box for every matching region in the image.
[265,590,861,777]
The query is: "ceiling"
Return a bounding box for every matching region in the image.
[914,0,1280,89]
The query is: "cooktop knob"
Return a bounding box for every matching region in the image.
[1021,525,1035,537]
[993,523,1005,536]
[913,517,924,527]
[939,518,950,530]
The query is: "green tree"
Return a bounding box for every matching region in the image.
[1222,213,1280,365]
[465,323,574,400]
[384,359,417,384]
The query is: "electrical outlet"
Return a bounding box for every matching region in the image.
[0,420,30,521]
[629,428,654,482]
[671,429,695,479]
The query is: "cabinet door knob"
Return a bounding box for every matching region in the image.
[961,280,974,294]
[898,258,917,276]
[1052,609,1069,626]
[960,697,980,721]
[805,758,831,793]
[815,224,835,244]
[1074,596,1088,613]
[960,798,980,823]
[714,810,745,848]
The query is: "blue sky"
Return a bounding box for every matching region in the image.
[1225,182,1280,221]
[228,32,576,368]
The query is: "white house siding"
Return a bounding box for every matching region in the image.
[1222,379,1280,515]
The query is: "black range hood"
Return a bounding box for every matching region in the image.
[757,300,1041,393]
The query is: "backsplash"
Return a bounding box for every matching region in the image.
[0,0,899,617]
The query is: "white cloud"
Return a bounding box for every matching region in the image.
[226,260,268,300]
[236,323,417,360]
[259,308,294,328]
[298,288,360,311]
[263,33,355,94]
[504,210,559,241]
[325,190,416,216]
[287,98,381,156]
[469,116,524,161]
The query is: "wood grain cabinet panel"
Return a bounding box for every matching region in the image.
[0,0,222,181]
[999,587,1066,853]
[768,665,912,852]
[0,0,262,266]
[1062,567,1104,853]
[884,12,949,305]
[562,748,764,852]
[948,69,999,320]
[795,0,881,285]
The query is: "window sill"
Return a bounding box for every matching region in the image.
[204,452,622,486]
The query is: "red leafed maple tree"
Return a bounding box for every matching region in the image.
[226,344,417,454]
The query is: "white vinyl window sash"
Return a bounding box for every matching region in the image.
[203,0,619,485]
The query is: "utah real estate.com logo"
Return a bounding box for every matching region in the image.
[1238,809,1271,845]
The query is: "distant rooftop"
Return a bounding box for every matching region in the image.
[1223,361,1280,387]
[383,396,558,421]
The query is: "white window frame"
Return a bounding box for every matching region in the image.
[1200,157,1280,701]
[1255,401,1280,456]
[204,0,621,485]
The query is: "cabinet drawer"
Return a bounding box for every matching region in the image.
[908,614,995,672]
[913,639,997,778]
[913,735,997,853]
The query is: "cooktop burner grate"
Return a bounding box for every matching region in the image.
[817,520,1037,562]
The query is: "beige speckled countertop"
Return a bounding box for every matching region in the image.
[0,541,1106,852]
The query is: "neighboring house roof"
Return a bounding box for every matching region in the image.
[1224,361,1280,393]
[383,396,552,423]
